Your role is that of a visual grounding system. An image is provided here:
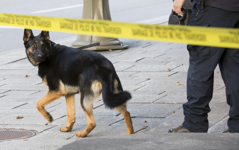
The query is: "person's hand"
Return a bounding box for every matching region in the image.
[173,0,186,15]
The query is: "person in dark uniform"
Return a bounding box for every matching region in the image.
[169,0,239,133]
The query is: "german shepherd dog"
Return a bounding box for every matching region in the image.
[23,29,134,137]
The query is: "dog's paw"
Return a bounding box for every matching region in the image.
[46,112,53,123]
[60,127,72,132]
[76,131,87,137]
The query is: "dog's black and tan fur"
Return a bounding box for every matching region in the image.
[23,29,134,137]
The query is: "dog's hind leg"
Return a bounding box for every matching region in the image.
[76,75,100,137]
[60,94,76,132]
[76,99,95,137]
[37,91,63,123]
[113,77,134,134]
[115,104,134,134]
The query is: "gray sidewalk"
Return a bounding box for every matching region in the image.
[0,38,238,150]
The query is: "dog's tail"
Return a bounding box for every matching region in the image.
[99,67,131,109]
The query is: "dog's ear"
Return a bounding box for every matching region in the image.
[40,31,50,40]
[23,29,34,42]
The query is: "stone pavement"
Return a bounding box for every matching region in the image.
[0,38,238,150]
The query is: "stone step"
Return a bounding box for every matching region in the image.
[57,132,239,150]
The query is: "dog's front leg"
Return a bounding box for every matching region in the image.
[60,94,76,132]
[37,91,62,123]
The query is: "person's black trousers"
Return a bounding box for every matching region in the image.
[182,4,239,133]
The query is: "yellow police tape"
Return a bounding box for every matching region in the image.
[0,13,239,48]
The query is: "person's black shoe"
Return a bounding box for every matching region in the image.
[168,125,193,133]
